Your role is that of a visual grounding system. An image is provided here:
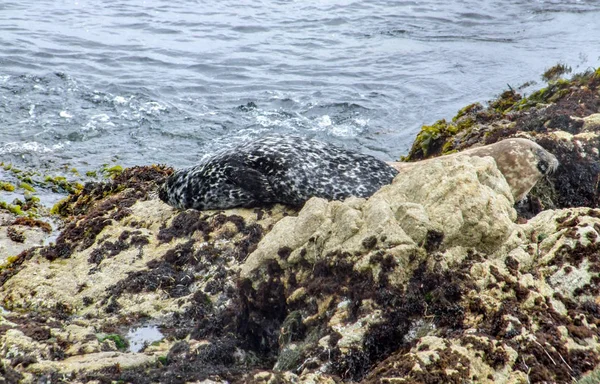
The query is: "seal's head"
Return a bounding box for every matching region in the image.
[534,145,559,176]
[460,138,559,202]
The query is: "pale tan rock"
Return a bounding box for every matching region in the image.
[28,351,156,375]
[1,329,51,362]
[242,155,517,280]
[0,211,53,262]
[581,113,600,132]
[0,198,290,319]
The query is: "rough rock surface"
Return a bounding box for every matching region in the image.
[2,68,600,384]
[0,213,54,262]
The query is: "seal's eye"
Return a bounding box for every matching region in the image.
[537,159,549,174]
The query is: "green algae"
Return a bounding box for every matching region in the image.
[452,103,482,122]
[404,116,474,160]
[515,78,572,111]
[19,182,35,193]
[0,254,23,271]
[24,192,40,204]
[97,334,128,350]
[43,175,83,194]
[0,202,23,216]
[455,116,475,131]
[542,63,571,82]
[489,89,521,113]
[403,66,600,161]
[50,197,72,216]
[102,165,124,178]
[413,119,455,157]
[0,182,15,192]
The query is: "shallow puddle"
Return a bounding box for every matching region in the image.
[127,325,164,353]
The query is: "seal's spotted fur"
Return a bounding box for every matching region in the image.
[159,135,398,210]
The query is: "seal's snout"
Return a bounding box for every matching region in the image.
[536,148,559,175]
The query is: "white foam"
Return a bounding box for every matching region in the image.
[113,95,128,105]
[59,111,73,119]
[256,114,281,127]
[354,118,369,127]
[140,101,167,115]
[317,115,333,128]
[310,115,366,138]
[91,114,111,122]
[81,114,115,131]
[0,141,66,154]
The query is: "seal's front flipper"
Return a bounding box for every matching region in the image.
[224,164,276,203]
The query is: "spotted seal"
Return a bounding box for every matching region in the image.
[159,135,399,210]
[389,138,559,202]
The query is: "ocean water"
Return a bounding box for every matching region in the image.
[1,0,599,179]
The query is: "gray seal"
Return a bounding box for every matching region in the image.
[159,135,398,210]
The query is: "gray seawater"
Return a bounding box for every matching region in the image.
[1,0,600,179]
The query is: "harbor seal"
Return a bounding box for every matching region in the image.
[159,135,398,210]
[389,138,559,202]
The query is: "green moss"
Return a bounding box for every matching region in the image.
[103,165,124,178]
[0,254,22,270]
[516,79,572,110]
[97,334,128,350]
[50,197,70,216]
[455,116,475,131]
[157,356,168,366]
[537,233,548,242]
[0,182,15,192]
[489,89,521,113]
[0,202,23,216]
[43,175,81,194]
[19,182,35,192]
[452,103,481,122]
[542,63,571,82]
[414,119,453,157]
[85,170,98,178]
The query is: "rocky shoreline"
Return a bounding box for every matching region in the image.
[2,66,600,383]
